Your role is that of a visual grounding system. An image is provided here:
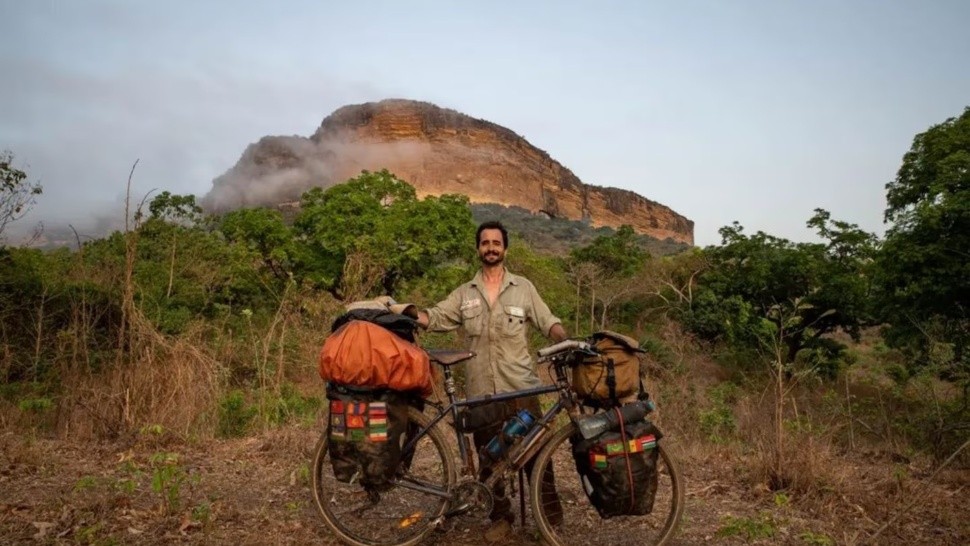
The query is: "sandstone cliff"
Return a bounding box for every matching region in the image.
[204,99,693,245]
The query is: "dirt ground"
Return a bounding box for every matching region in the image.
[1,426,966,545]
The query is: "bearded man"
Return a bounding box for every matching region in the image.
[413,220,565,539]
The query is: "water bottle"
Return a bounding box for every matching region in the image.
[484,409,536,461]
[575,399,654,440]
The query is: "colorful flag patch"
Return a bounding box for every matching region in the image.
[598,434,658,457]
[605,440,625,455]
[590,452,608,469]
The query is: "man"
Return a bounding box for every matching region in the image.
[412,220,565,539]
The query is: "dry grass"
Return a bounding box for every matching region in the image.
[734,391,848,499]
[55,312,221,441]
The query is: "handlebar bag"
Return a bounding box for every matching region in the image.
[572,331,645,406]
[571,411,663,518]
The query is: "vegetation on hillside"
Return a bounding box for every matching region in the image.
[470,202,691,257]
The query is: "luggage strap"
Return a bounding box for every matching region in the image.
[615,407,637,513]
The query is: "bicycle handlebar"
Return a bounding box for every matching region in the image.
[537,339,592,358]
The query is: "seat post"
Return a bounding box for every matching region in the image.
[441,365,459,401]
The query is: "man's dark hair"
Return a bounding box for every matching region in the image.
[476,221,509,248]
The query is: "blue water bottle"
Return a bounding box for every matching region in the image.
[484,409,536,461]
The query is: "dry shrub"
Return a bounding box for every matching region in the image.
[57,313,221,441]
[639,322,726,445]
[734,391,847,500]
[0,431,48,470]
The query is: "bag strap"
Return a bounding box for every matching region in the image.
[614,407,637,512]
[605,357,618,405]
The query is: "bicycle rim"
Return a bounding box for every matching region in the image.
[530,422,684,546]
[312,407,457,546]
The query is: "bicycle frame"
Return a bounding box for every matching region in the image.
[394,354,577,502]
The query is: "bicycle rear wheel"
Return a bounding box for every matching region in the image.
[530,422,684,546]
[312,406,457,546]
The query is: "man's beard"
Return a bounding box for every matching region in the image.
[480,251,504,265]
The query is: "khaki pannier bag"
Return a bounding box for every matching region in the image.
[572,331,646,406]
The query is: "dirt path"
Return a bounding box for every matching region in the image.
[1,427,966,545]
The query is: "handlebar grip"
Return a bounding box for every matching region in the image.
[537,339,591,358]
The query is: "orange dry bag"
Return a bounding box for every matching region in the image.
[319,320,432,397]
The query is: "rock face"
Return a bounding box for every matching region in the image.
[203,99,693,245]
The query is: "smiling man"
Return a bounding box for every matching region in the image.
[413,220,567,538]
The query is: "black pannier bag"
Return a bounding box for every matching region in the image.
[326,385,411,491]
[571,407,663,518]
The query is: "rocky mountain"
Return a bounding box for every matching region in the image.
[203,99,694,245]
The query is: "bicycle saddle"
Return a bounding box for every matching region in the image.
[426,349,476,366]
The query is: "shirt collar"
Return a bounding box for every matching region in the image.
[471,268,518,288]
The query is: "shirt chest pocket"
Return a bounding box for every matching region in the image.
[502,306,526,337]
[461,305,484,337]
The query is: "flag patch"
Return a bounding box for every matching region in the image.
[590,452,608,469]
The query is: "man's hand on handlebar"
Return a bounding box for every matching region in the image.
[536,339,595,361]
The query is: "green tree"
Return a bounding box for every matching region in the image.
[147,191,204,226]
[875,107,970,377]
[0,151,42,242]
[686,213,876,377]
[568,225,650,330]
[77,195,266,334]
[0,247,75,380]
[219,207,295,282]
[292,170,475,299]
[570,225,648,277]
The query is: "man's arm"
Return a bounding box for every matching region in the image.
[523,279,568,341]
[413,309,430,328]
[409,286,463,332]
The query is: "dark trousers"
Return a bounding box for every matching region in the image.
[471,396,561,524]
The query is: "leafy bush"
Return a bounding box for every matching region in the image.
[699,383,739,443]
[265,384,320,426]
[218,390,256,438]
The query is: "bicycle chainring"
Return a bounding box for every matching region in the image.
[446,480,493,520]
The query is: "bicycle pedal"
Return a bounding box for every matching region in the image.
[443,501,475,518]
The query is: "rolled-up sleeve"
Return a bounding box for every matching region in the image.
[425,286,464,333]
[526,280,561,338]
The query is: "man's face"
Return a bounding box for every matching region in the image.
[478,228,506,266]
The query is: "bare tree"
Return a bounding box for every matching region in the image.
[0,151,42,241]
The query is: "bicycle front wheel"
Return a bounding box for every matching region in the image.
[312,406,457,546]
[530,422,684,546]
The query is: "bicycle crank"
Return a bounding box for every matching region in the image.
[443,480,493,519]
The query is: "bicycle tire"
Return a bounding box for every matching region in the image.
[529,422,684,546]
[312,406,458,546]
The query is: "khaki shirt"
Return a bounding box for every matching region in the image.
[425,269,561,398]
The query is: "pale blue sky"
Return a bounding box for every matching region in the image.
[2,0,968,245]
